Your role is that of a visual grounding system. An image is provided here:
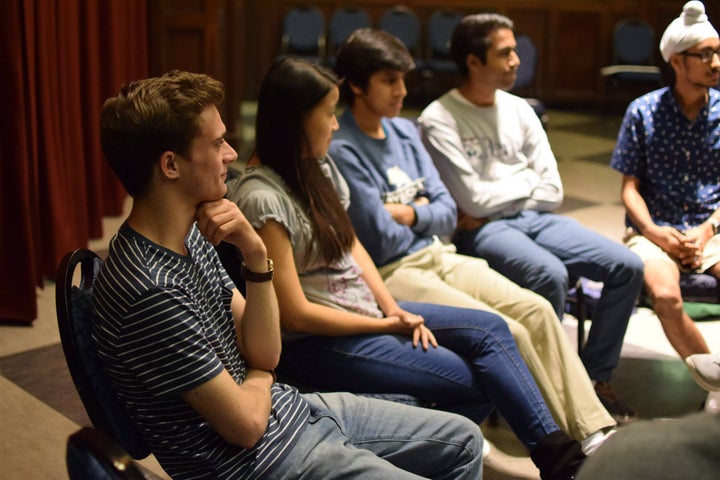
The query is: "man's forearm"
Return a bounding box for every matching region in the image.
[621,177,657,237]
[384,203,416,226]
[240,280,281,370]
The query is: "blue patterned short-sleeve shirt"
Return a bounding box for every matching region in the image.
[610,87,720,231]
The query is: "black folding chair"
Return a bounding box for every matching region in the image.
[56,249,150,460]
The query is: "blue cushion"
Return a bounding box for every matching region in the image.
[679,273,719,303]
[565,278,602,319]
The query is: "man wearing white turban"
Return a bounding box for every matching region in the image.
[611,1,720,399]
[660,0,719,62]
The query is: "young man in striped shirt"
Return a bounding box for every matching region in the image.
[92,70,483,479]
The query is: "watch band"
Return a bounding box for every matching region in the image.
[240,259,274,282]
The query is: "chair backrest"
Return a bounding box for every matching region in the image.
[426,8,462,59]
[66,427,146,480]
[514,33,538,90]
[378,5,421,56]
[328,6,371,51]
[56,249,150,460]
[613,17,656,65]
[281,5,325,54]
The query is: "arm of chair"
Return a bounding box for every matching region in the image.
[600,65,660,76]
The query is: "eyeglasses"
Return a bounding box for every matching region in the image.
[680,48,720,63]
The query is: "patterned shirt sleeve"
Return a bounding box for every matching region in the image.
[611,97,648,178]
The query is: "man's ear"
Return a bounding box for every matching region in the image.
[159,151,181,180]
[466,53,483,73]
[349,81,364,97]
[669,53,684,73]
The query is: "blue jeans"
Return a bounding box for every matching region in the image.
[454,210,644,381]
[279,302,558,451]
[271,392,483,479]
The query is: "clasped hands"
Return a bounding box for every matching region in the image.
[652,224,712,270]
[385,307,438,352]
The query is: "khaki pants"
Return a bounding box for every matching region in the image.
[379,239,615,439]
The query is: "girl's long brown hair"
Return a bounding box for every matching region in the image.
[255,58,355,265]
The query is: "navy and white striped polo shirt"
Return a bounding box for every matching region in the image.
[92,223,309,479]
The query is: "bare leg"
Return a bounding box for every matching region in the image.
[705,261,720,280]
[644,259,709,358]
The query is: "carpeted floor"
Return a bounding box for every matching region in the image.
[0,343,90,427]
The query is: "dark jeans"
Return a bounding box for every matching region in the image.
[279,301,558,451]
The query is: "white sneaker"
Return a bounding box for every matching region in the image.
[705,390,720,415]
[580,428,616,456]
[686,353,720,392]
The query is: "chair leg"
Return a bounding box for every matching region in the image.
[576,281,586,355]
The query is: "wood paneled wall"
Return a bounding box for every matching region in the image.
[149,0,720,142]
[149,0,245,146]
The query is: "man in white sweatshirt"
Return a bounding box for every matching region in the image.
[418,13,645,424]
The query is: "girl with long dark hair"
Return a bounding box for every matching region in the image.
[227,58,586,480]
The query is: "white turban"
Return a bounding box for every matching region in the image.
[659,1,718,62]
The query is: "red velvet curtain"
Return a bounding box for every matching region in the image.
[0,0,148,323]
